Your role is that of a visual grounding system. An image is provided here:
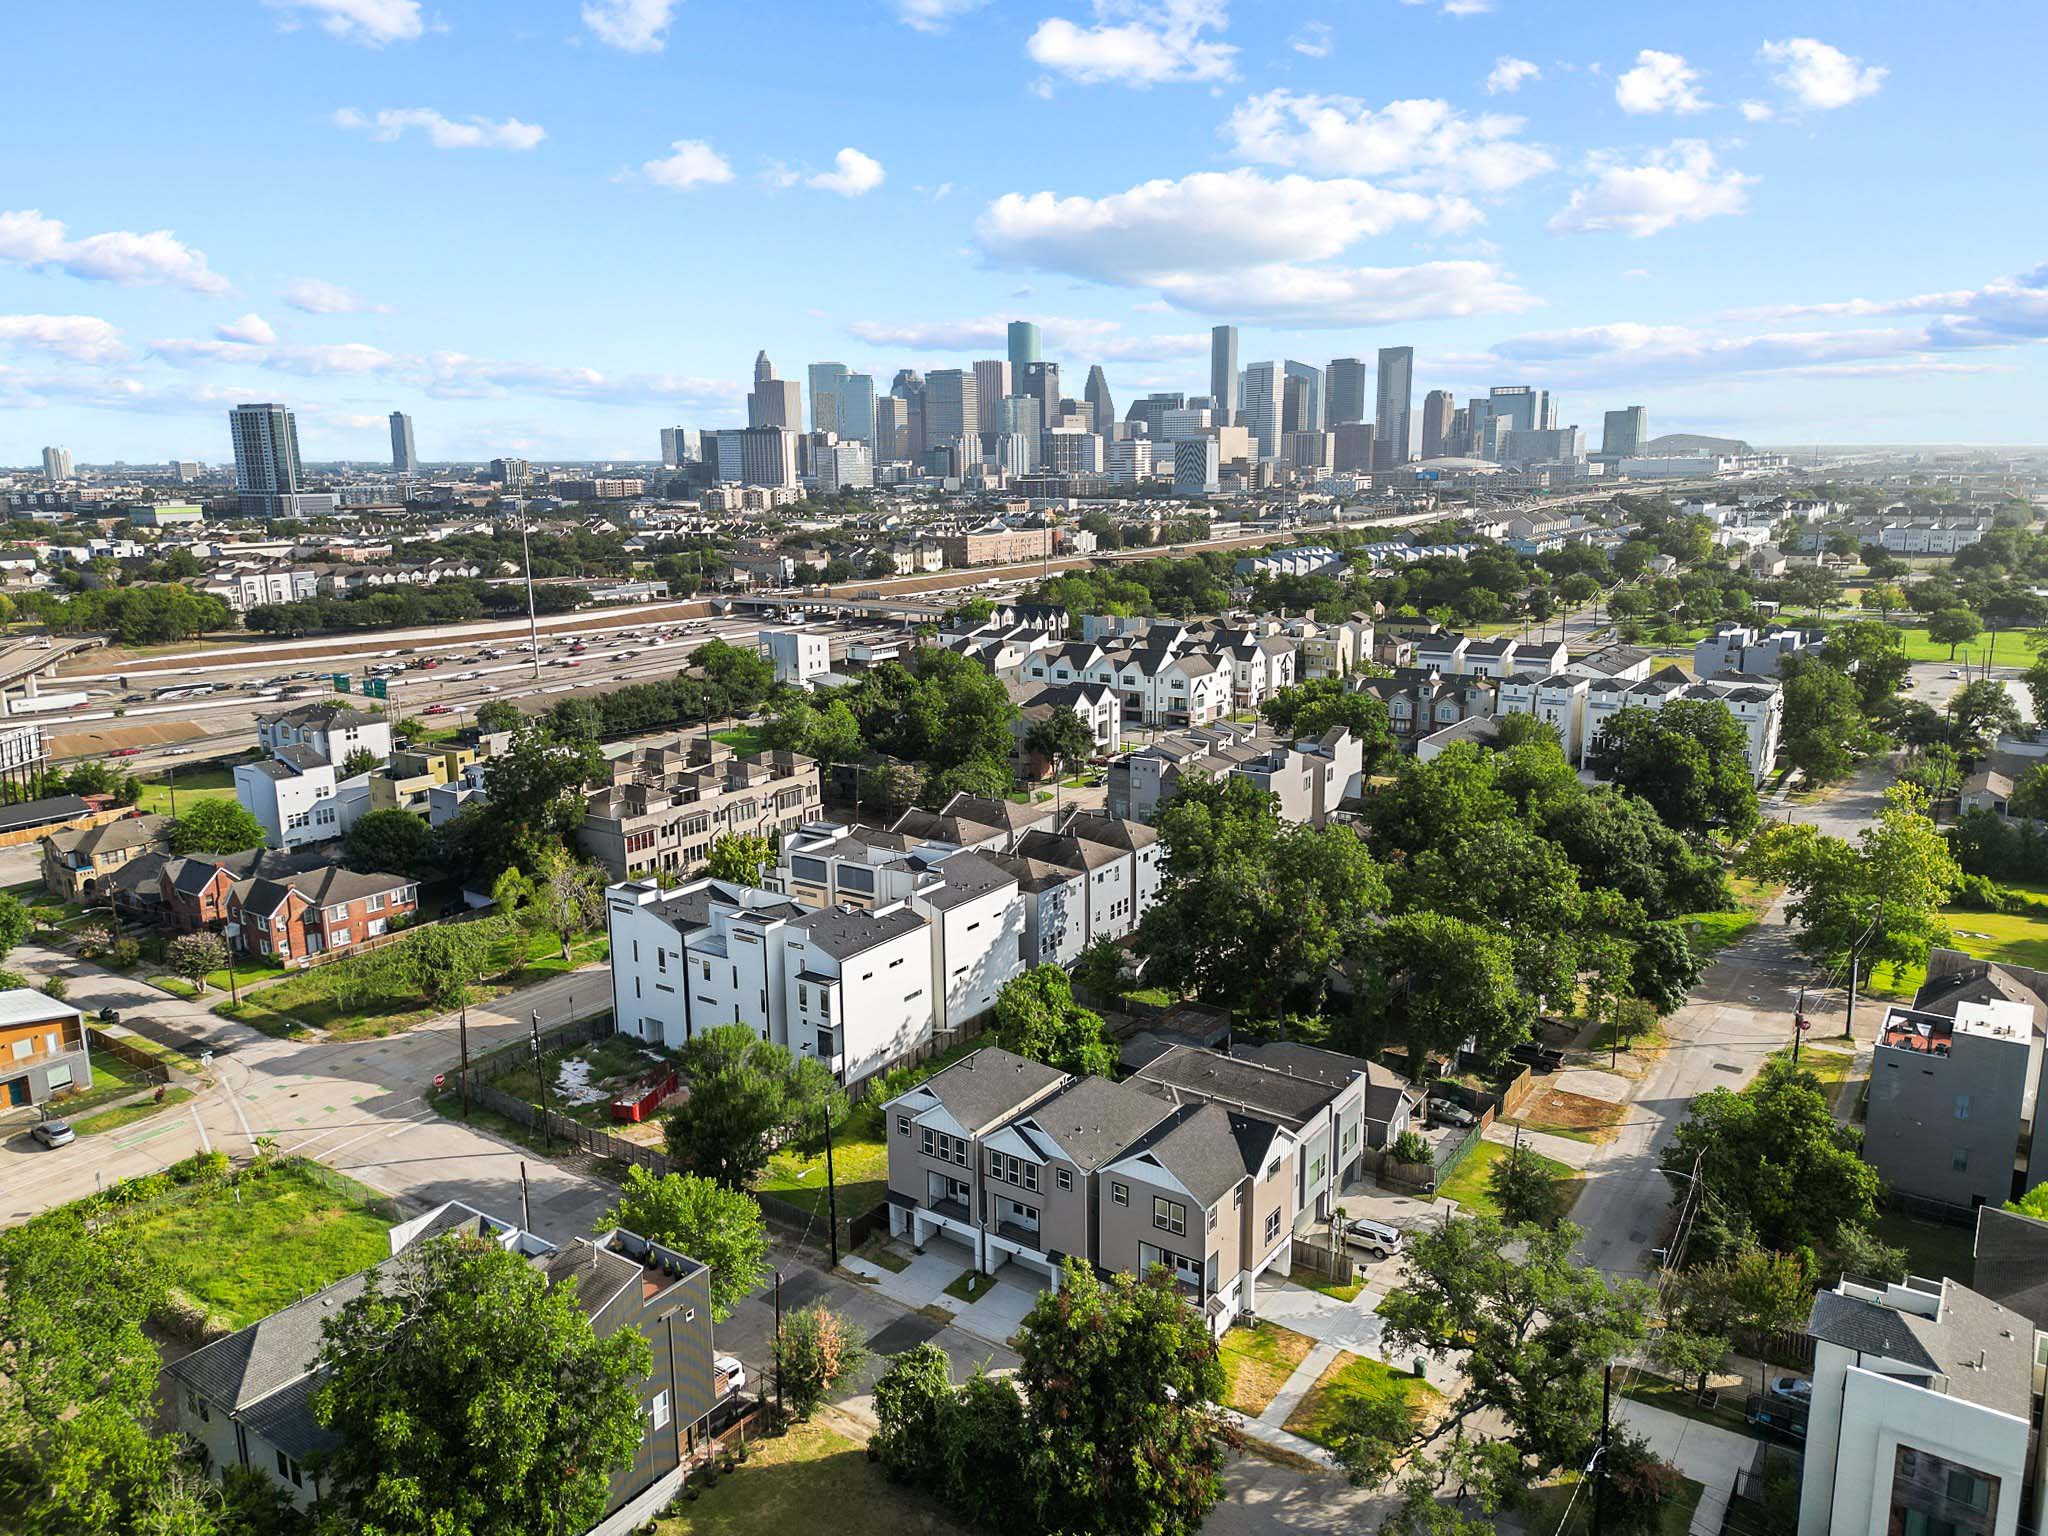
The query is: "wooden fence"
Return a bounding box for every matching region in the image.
[85,1027,171,1084]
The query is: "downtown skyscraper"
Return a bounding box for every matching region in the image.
[1007,321,1040,384]
[388,411,417,474]
[748,352,801,430]
[1084,365,1115,438]
[1373,346,1414,471]
[1241,360,1282,460]
[1326,358,1368,425]
[1210,325,1239,423]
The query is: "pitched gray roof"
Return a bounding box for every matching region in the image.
[1807,1280,2033,1414]
[1134,1042,1342,1129]
[1020,1076,1177,1172]
[922,850,1018,911]
[1122,1101,1268,1208]
[911,1046,1068,1135]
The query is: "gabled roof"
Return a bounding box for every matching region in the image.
[1115,1100,1273,1208]
[906,1045,1068,1135]
[1020,1075,1177,1172]
[43,810,167,855]
[1132,1042,1342,1129]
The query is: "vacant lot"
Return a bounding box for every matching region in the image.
[1218,1320,1315,1416]
[656,1420,966,1536]
[1435,1140,1582,1221]
[132,762,242,817]
[1282,1351,1438,1451]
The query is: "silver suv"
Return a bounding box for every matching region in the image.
[1342,1217,1404,1259]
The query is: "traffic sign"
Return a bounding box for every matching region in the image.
[332,673,351,693]
[364,678,388,700]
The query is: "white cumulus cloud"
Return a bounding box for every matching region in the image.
[640,139,734,190]
[1548,140,1752,238]
[582,0,680,52]
[334,107,545,150]
[1486,56,1540,94]
[0,209,229,295]
[1222,88,1553,195]
[0,315,126,364]
[808,148,886,197]
[1289,21,1332,57]
[1614,49,1707,114]
[1026,0,1237,87]
[216,313,277,345]
[1149,260,1536,326]
[263,0,422,46]
[1758,37,1887,110]
[283,278,387,315]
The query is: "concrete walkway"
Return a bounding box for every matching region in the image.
[1614,1398,1763,1536]
[1257,1339,1343,1435]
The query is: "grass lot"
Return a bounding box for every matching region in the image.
[220,926,609,1039]
[203,958,288,993]
[1771,1043,1858,1112]
[655,1420,967,1536]
[943,1269,996,1303]
[489,1032,673,1128]
[72,1087,194,1135]
[1681,876,1782,961]
[1885,624,2046,666]
[100,1029,203,1076]
[1872,1210,1979,1283]
[713,725,769,757]
[1870,896,2048,1001]
[1282,1351,1438,1450]
[1507,1086,1626,1144]
[1623,1376,1756,1437]
[1287,1264,1366,1303]
[149,974,200,999]
[1520,1470,1705,1536]
[1435,1140,1582,1221]
[1123,985,1175,1008]
[853,1237,910,1274]
[48,1050,148,1115]
[132,762,241,817]
[1218,1321,1316,1416]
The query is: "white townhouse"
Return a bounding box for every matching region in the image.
[255,703,394,767]
[233,746,372,850]
[1581,666,1783,782]
[1494,673,1592,760]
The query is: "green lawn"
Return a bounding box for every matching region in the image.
[1219,1320,1316,1416]
[1282,1351,1438,1450]
[1884,624,2046,667]
[203,958,288,993]
[48,1050,147,1115]
[1623,1376,1756,1437]
[1872,1210,1979,1284]
[1683,908,1760,958]
[97,1028,202,1076]
[758,1125,888,1221]
[221,926,610,1039]
[1870,900,2048,1001]
[1771,1043,1858,1111]
[1435,1140,1582,1221]
[655,1420,967,1536]
[943,1268,996,1303]
[713,725,769,757]
[52,1159,393,1327]
[72,1087,195,1135]
[131,763,241,817]
[1288,1264,1366,1303]
[1520,1470,1705,1536]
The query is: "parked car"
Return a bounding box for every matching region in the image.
[714,1354,746,1396]
[1342,1217,1404,1259]
[30,1118,74,1149]
[1427,1097,1478,1129]
[1768,1376,1812,1405]
[1510,1041,1566,1073]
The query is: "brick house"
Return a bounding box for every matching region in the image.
[228,868,419,966]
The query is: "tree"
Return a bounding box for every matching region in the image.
[342,807,431,877]
[1378,1216,1652,1500]
[1380,1476,1500,1536]
[338,747,380,778]
[1487,1142,1567,1227]
[1363,912,1530,1067]
[2027,653,2048,730]
[529,847,607,961]
[994,965,1115,1077]
[311,1232,649,1536]
[1629,922,1704,1015]
[1071,934,1131,1003]
[167,800,268,855]
[1662,1058,1880,1252]
[664,1024,818,1189]
[772,1304,867,1420]
[596,1165,767,1322]
[1821,620,1912,716]
[1860,582,1906,620]
[479,721,605,872]
[1261,677,1396,770]
[165,932,228,994]
[1779,658,1871,784]
[1586,699,1760,841]
[0,892,34,961]
[1950,678,2023,758]
[1927,606,1983,660]
[1602,1431,1687,1536]
[473,699,522,733]
[1742,783,1959,975]
[1023,707,1095,781]
[1018,1261,1234,1536]
[1396,819,1586,1011]
[704,831,773,886]
[379,919,497,1012]
[871,1343,954,1489]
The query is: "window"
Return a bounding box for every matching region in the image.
[1056,1167,1072,1191]
[1955,1095,1972,1121]
[1206,1206,1217,1232]
[1309,1156,1325,1185]
[1232,1185,1244,1208]
[1953,1146,1970,1172]
[651,1389,671,1431]
[897,1115,910,1137]
[10,1039,29,1060]
[1264,1209,1282,1244]
[1153,1197,1186,1236]
[1111,1181,1128,1206]
[922,1128,936,1157]
[953,1137,966,1167]
[45,1063,71,1090]
[275,1451,303,1488]
[366,893,385,911]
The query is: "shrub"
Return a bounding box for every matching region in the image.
[772,1305,868,1420]
[40,976,67,1001]
[1391,1129,1431,1164]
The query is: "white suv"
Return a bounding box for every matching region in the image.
[1342,1217,1404,1259]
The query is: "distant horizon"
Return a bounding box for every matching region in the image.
[5,2,2045,462]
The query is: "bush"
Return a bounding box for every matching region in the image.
[109,936,141,970]
[40,976,67,1001]
[772,1305,868,1420]
[1391,1129,1431,1164]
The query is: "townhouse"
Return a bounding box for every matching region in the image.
[256,702,394,766]
[235,746,372,850]
[1020,633,1233,729]
[146,846,351,932]
[41,811,169,901]
[1356,669,1498,748]
[367,732,504,815]
[1494,672,1593,760]
[1581,667,1783,782]
[1009,679,1121,774]
[0,990,91,1109]
[1285,613,1375,680]
[578,737,822,881]
[881,1037,1415,1332]
[1693,623,1826,679]
[162,1202,719,1517]
[228,867,420,966]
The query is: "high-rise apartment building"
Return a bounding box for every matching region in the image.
[1007,321,1041,382]
[1174,438,1221,495]
[1601,406,1649,458]
[1084,365,1115,438]
[748,352,801,430]
[1373,347,1414,471]
[1040,427,1102,474]
[923,370,980,453]
[40,447,72,485]
[491,457,530,489]
[172,460,201,482]
[1210,325,1240,423]
[1326,358,1368,425]
[230,403,305,515]
[1419,391,1455,460]
[1283,361,1324,434]
[707,426,798,489]
[388,411,417,474]
[1242,362,1282,461]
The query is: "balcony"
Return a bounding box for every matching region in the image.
[995,1219,1040,1251]
[929,1196,970,1225]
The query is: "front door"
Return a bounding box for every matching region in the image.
[6,1078,27,1106]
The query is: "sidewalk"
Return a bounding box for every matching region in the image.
[1481,1121,1598,1171]
[1613,1398,1762,1536]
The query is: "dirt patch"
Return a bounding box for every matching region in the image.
[1510,1088,1626,1138]
[1553,1067,1630,1103]
[45,719,215,756]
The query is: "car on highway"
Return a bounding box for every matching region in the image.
[163,747,192,756]
[30,1118,74,1149]
[417,659,439,670]
[423,704,453,715]
[1341,1217,1404,1259]
[109,747,140,757]
[1427,1097,1478,1128]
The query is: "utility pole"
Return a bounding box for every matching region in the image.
[519,1159,531,1232]
[458,994,472,1119]
[1793,984,1808,1066]
[1592,1362,1613,1536]
[531,1010,551,1150]
[520,507,542,683]
[773,1269,784,1417]
[822,1103,841,1270]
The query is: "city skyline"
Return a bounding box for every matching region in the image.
[2,2,2044,461]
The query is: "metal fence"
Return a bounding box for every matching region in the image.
[1883,1187,1981,1229]
[1434,1120,1488,1182]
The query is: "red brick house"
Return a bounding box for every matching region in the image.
[228,868,419,967]
[153,849,333,933]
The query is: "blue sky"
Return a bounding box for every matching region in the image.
[4,0,2045,463]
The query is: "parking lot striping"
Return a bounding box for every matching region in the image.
[191,1106,211,1155]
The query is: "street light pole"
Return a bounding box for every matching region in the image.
[520,507,542,684]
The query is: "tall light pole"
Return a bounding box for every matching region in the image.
[520,507,542,683]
